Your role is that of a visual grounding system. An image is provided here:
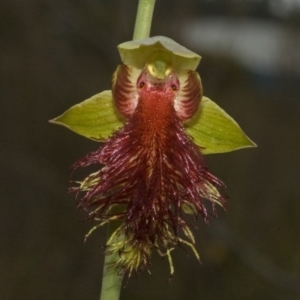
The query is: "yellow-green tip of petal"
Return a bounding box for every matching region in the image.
[49,91,124,141]
[185,96,257,154]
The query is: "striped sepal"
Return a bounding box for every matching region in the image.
[112,65,140,119]
[175,71,202,121]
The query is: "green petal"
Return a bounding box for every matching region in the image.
[50,90,124,140]
[185,97,256,154]
[118,36,201,73]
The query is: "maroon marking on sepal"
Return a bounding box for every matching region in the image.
[175,71,202,121]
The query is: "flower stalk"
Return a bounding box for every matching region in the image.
[100,0,157,299]
[133,0,156,40]
[100,221,123,300]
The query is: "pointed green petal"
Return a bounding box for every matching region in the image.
[185,97,256,154]
[50,90,125,141]
[118,36,201,73]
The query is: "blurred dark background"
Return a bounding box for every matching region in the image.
[1,0,300,299]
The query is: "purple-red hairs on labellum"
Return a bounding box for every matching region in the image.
[71,60,226,275]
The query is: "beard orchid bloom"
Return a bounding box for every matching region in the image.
[51,36,255,277]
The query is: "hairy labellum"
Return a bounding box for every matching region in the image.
[72,62,225,274]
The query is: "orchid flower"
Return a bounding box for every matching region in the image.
[51,36,255,277]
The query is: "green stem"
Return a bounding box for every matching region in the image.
[133,0,157,40]
[100,223,123,300]
[99,1,157,299]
